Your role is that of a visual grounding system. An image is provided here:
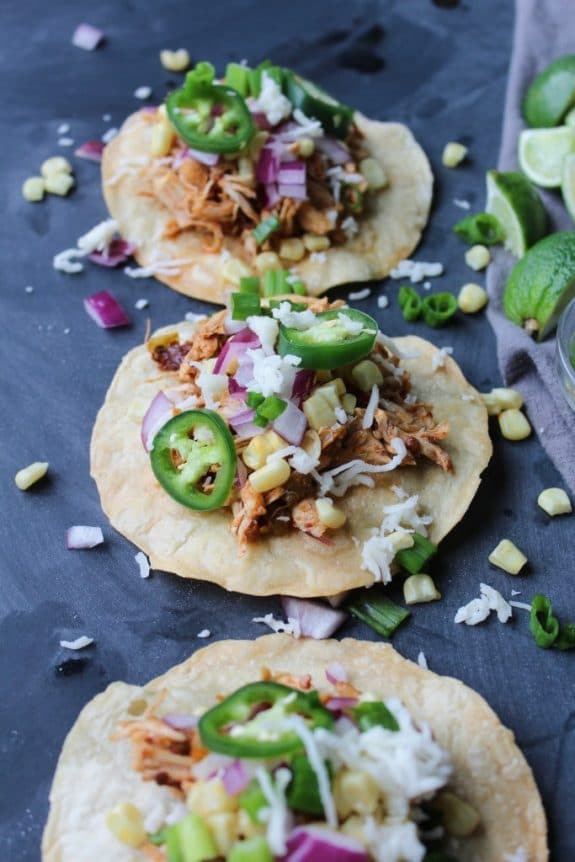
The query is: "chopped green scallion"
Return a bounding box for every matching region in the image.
[252,215,281,246]
[421,292,458,327]
[239,276,261,294]
[396,533,438,576]
[231,292,261,320]
[398,285,423,322]
[453,212,504,246]
[347,591,410,638]
[257,396,287,421]
[263,268,291,297]
[225,62,251,97]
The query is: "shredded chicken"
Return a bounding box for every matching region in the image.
[291,498,326,538]
[180,309,228,364]
[231,482,267,551]
[297,201,334,235]
[114,716,201,793]
[273,672,313,690]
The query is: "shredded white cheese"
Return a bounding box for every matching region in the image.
[341,215,359,238]
[53,248,84,274]
[348,287,371,301]
[389,260,444,283]
[54,219,120,274]
[102,127,119,143]
[184,311,208,324]
[391,484,408,500]
[290,108,324,138]
[58,136,74,147]
[334,406,348,425]
[310,251,327,264]
[272,302,316,331]
[255,766,293,855]
[252,613,301,638]
[377,295,389,309]
[134,85,152,100]
[316,437,407,499]
[124,256,196,278]
[453,197,471,210]
[287,446,320,475]
[431,346,454,371]
[197,629,211,638]
[57,122,70,135]
[247,315,279,354]
[337,312,364,335]
[135,298,149,310]
[504,848,528,862]
[135,551,150,579]
[361,492,432,584]
[509,600,532,612]
[60,636,94,650]
[244,350,301,398]
[455,583,512,626]
[189,362,228,409]
[417,651,428,670]
[253,73,292,126]
[362,384,379,430]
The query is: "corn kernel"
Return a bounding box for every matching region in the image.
[255,251,281,274]
[342,393,357,414]
[333,769,380,818]
[442,141,468,168]
[434,791,480,838]
[481,387,523,416]
[340,815,367,845]
[303,234,330,253]
[41,156,73,178]
[387,531,415,554]
[237,808,265,839]
[279,238,305,262]
[359,157,388,190]
[303,392,338,430]
[248,130,269,162]
[249,459,291,493]
[106,802,146,847]
[316,497,347,529]
[221,257,253,286]
[242,430,285,471]
[22,176,45,202]
[44,172,75,196]
[159,48,191,72]
[301,429,321,461]
[296,137,315,158]
[403,573,441,605]
[498,408,531,441]
[187,778,238,816]
[238,156,255,185]
[351,359,383,392]
[15,461,49,491]
[465,244,491,271]
[206,812,239,855]
[457,282,488,314]
[537,488,572,517]
[151,118,175,157]
[488,538,527,575]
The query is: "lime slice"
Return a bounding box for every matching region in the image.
[518,126,575,188]
[485,170,547,257]
[561,152,575,221]
[523,54,575,127]
[565,107,575,128]
[503,232,575,340]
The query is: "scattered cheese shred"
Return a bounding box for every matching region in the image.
[252,613,301,638]
[135,551,150,579]
[455,583,512,626]
[431,346,454,371]
[60,636,94,650]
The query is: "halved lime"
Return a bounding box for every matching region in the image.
[503,232,575,340]
[485,170,547,257]
[562,153,575,222]
[523,55,575,127]
[518,126,575,188]
[565,107,575,128]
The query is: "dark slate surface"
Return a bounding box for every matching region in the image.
[1,1,573,859]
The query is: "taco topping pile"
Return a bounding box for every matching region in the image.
[135,59,388,269]
[112,668,478,861]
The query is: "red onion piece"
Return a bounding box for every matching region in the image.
[214,328,259,374]
[280,597,347,640]
[291,370,315,405]
[325,661,347,685]
[286,827,368,862]
[233,356,256,390]
[277,160,306,185]
[265,183,280,208]
[84,291,130,329]
[188,148,220,167]
[141,392,173,451]
[229,409,264,441]
[278,183,308,200]
[273,400,307,446]
[72,23,104,51]
[315,137,350,165]
[221,760,250,796]
[66,526,104,549]
[256,147,280,184]
[89,239,135,268]
[228,377,246,397]
[251,111,273,131]
[325,696,358,712]
[74,140,105,162]
[163,714,198,730]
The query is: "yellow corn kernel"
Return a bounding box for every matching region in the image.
[316,497,347,529]
[242,430,286,471]
[249,459,291,493]
[434,791,480,838]
[481,387,523,416]
[403,573,441,605]
[205,812,239,855]
[340,815,367,845]
[465,244,491,271]
[221,257,253,286]
[106,802,146,847]
[387,531,415,554]
[151,119,175,157]
[44,172,75,196]
[255,252,281,274]
[279,238,305,262]
[238,156,255,185]
[498,408,531,441]
[301,429,321,461]
[159,48,191,72]
[295,137,315,158]
[342,393,357,414]
[303,392,338,430]
[537,487,572,517]
[316,378,345,407]
[22,176,45,202]
[333,769,380,818]
[488,538,527,575]
[303,234,330,253]
[15,461,49,491]
[41,156,73,178]
[442,141,468,168]
[351,359,383,393]
[359,157,388,190]
[146,330,179,354]
[248,130,269,162]
[457,282,488,314]
[187,778,238,817]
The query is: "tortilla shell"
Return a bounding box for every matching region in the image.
[42,635,547,861]
[102,110,433,303]
[90,324,492,596]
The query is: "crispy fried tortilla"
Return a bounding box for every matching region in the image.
[42,635,547,862]
[102,111,433,303]
[90,324,492,596]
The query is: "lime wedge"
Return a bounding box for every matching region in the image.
[503,232,575,340]
[485,170,547,257]
[565,107,575,128]
[518,126,575,188]
[561,152,575,221]
[523,54,575,127]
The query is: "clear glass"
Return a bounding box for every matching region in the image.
[556,298,575,413]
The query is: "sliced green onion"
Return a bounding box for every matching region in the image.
[263,268,290,297]
[246,391,265,409]
[556,624,575,650]
[231,292,261,320]
[285,753,329,815]
[225,62,251,97]
[253,414,269,428]
[347,590,410,638]
[421,292,458,328]
[530,594,559,648]
[454,212,504,246]
[239,780,268,824]
[398,285,422,322]
[148,828,167,846]
[396,533,437,575]
[257,395,287,421]
[290,279,308,296]
[240,276,261,294]
[252,215,280,246]
[353,700,399,732]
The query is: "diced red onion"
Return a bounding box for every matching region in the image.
[315,136,350,165]
[286,827,368,862]
[214,328,259,374]
[89,239,135,268]
[250,111,273,130]
[72,23,104,51]
[188,148,220,167]
[278,183,308,200]
[74,140,105,162]
[222,760,250,796]
[280,597,347,640]
[256,147,280,184]
[141,392,173,451]
[224,314,249,335]
[291,370,315,405]
[277,160,306,185]
[325,661,347,685]
[265,182,280,208]
[229,410,265,440]
[233,356,256,390]
[325,696,358,712]
[66,526,104,549]
[273,400,307,445]
[228,377,246,397]
[84,291,130,329]
[163,714,198,730]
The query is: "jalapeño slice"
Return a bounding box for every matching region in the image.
[198,681,334,758]
[150,410,236,511]
[284,72,354,139]
[277,308,378,370]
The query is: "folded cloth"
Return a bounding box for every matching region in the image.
[486,0,575,494]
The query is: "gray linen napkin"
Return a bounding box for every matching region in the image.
[486,0,575,492]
